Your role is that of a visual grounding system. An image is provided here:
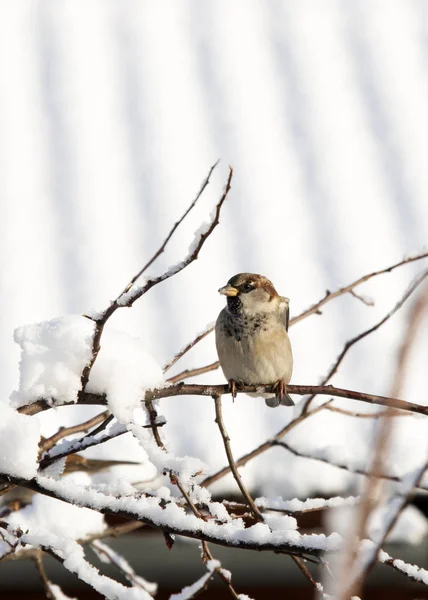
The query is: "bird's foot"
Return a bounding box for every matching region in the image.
[228,379,243,400]
[273,379,285,403]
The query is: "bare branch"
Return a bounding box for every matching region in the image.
[32,552,56,600]
[349,289,374,306]
[202,402,330,488]
[39,410,110,453]
[324,404,413,419]
[163,323,216,374]
[291,250,428,326]
[21,381,428,418]
[167,361,219,384]
[303,267,428,412]
[213,394,263,521]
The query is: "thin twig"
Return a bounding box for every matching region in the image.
[341,284,428,598]
[349,290,374,306]
[273,440,428,491]
[213,394,263,521]
[39,410,110,453]
[290,251,428,326]
[163,324,216,374]
[33,552,56,600]
[291,555,319,589]
[202,402,330,488]
[303,268,428,412]
[324,404,413,419]
[167,361,219,384]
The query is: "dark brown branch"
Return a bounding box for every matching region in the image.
[20,381,428,422]
[290,251,428,326]
[213,394,264,521]
[39,410,110,453]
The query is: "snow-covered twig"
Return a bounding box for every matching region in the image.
[169,559,220,599]
[379,548,428,585]
[125,161,219,293]
[39,410,110,453]
[273,439,428,491]
[91,539,157,596]
[79,166,233,396]
[0,473,340,559]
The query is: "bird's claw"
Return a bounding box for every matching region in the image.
[274,379,285,403]
[228,379,237,399]
[228,379,244,400]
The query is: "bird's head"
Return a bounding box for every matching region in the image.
[219,273,281,315]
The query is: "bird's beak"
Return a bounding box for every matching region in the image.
[218,284,239,297]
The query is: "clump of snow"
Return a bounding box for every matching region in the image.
[7,474,106,541]
[255,495,359,512]
[264,514,298,531]
[88,327,164,423]
[129,423,207,484]
[11,315,164,423]
[0,403,40,478]
[11,315,95,407]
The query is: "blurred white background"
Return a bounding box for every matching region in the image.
[1,0,428,499]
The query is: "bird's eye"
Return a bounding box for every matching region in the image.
[242,282,254,293]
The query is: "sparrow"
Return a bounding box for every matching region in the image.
[215,273,294,407]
